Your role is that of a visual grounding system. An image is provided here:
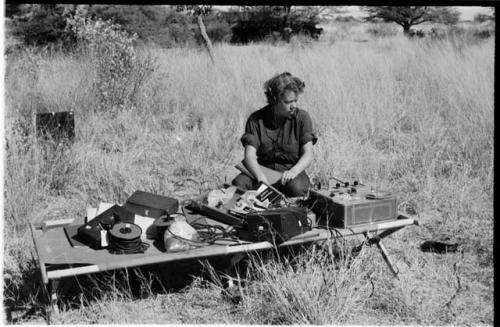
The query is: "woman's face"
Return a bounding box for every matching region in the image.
[275,90,298,118]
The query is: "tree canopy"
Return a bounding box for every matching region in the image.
[363,6,461,33]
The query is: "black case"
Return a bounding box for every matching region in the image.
[77,205,134,249]
[123,190,179,218]
[244,207,310,244]
[35,111,75,142]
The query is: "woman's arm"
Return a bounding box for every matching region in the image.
[244,145,270,185]
[281,141,314,184]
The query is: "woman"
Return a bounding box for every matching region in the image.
[232,72,318,197]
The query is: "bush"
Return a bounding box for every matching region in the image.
[194,15,232,44]
[365,23,398,38]
[474,12,495,23]
[67,11,156,111]
[225,9,322,44]
[11,4,76,49]
[472,22,495,39]
[407,29,426,38]
[86,5,231,48]
[334,15,358,23]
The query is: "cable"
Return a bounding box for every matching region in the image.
[108,223,149,254]
[190,223,240,244]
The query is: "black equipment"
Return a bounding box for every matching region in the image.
[108,222,149,254]
[306,181,397,228]
[123,190,179,219]
[35,111,75,143]
[77,205,134,249]
[148,214,172,240]
[186,201,244,227]
[243,207,310,244]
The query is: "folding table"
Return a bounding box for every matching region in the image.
[30,208,418,314]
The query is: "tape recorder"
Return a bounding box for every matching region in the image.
[306,180,397,228]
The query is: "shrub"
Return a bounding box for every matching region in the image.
[11,4,76,49]
[429,26,447,39]
[225,8,322,44]
[473,12,495,23]
[472,22,495,39]
[67,11,156,111]
[194,16,232,44]
[334,15,358,23]
[407,29,426,38]
[86,5,231,48]
[365,23,398,38]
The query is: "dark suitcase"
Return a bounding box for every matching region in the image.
[123,190,179,219]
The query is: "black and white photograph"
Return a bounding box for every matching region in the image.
[2,4,494,324]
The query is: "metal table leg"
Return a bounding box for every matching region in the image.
[221,253,247,303]
[47,279,60,315]
[365,231,399,279]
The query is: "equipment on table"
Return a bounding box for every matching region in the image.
[164,220,201,252]
[76,205,134,249]
[186,201,244,227]
[242,207,311,244]
[149,214,172,239]
[108,222,149,254]
[306,180,397,228]
[123,190,179,219]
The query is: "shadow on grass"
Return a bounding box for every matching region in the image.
[3,238,364,323]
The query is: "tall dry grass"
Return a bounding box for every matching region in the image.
[3,23,494,324]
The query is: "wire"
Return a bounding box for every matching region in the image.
[190,223,240,244]
[108,233,149,254]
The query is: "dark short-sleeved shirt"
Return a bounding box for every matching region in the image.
[240,105,318,172]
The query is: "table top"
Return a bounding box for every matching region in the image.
[31,211,416,284]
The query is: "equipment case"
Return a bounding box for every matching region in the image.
[123,191,179,219]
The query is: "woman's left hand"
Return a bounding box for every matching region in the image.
[281,169,299,185]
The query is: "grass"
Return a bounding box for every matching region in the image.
[3,21,494,324]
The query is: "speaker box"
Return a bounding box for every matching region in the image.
[244,207,310,244]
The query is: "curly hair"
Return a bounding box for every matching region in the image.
[264,72,306,105]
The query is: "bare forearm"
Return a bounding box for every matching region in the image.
[290,142,314,174]
[244,146,269,183]
[290,151,313,174]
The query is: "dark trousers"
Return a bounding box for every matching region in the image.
[231,171,310,197]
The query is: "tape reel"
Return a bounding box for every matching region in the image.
[366,191,395,200]
[109,222,142,241]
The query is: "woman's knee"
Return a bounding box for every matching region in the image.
[232,174,255,191]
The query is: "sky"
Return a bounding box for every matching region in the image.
[345,6,492,21]
[215,6,493,21]
[455,6,493,20]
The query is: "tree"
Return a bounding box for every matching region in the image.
[176,5,216,63]
[433,6,460,25]
[363,6,459,34]
[474,8,495,23]
[11,4,77,47]
[224,6,326,43]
